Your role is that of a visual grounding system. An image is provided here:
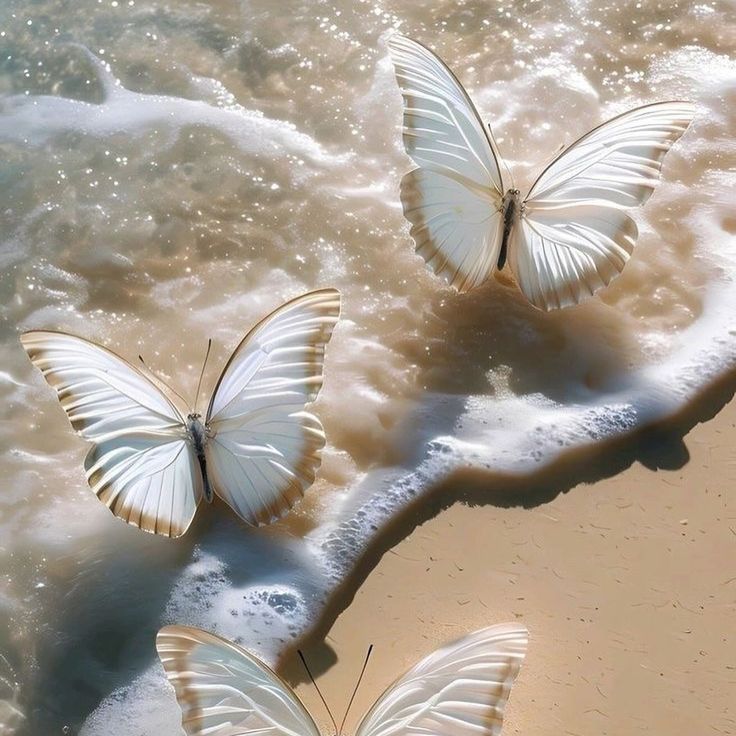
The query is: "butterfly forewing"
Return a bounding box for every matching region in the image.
[21,331,185,436]
[355,623,528,736]
[21,331,203,537]
[513,101,696,310]
[388,34,506,292]
[525,101,696,205]
[387,34,503,195]
[156,626,322,736]
[204,289,341,526]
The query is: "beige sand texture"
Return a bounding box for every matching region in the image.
[288,397,736,736]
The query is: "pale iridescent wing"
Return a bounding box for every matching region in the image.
[156,626,321,736]
[205,289,340,526]
[388,34,505,292]
[355,624,528,736]
[20,331,203,537]
[512,101,695,310]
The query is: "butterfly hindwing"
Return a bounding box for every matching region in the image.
[20,331,203,537]
[400,168,505,292]
[204,289,341,526]
[512,101,696,310]
[156,625,322,736]
[388,34,505,292]
[355,623,528,736]
[510,203,638,310]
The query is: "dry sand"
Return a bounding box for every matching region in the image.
[287,397,736,736]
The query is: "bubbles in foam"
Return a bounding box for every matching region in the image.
[79,667,180,736]
[0,654,24,736]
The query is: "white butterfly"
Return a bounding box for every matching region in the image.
[20,289,341,538]
[156,622,528,736]
[388,34,695,311]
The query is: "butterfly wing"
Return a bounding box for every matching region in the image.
[355,623,528,736]
[21,331,203,537]
[388,34,505,292]
[157,626,322,736]
[204,289,340,526]
[512,101,695,310]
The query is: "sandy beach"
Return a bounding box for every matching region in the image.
[288,392,736,736]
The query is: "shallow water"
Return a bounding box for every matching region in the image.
[0,0,734,733]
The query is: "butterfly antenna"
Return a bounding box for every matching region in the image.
[338,645,373,736]
[138,355,191,410]
[488,123,515,189]
[193,339,212,413]
[298,650,338,735]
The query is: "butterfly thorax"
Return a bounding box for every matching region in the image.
[497,188,521,270]
[186,413,213,503]
[186,412,209,441]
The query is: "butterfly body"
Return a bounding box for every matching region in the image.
[186,413,213,502]
[389,34,695,310]
[498,188,521,270]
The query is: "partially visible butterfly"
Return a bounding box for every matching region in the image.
[388,34,695,311]
[20,289,341,538]
[156,622,528,736]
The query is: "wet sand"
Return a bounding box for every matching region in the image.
[289,394,736,736]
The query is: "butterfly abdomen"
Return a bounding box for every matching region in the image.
[186,415,213,503]
[497,188,521,271]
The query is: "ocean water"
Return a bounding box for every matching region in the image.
[0,0,734,733]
